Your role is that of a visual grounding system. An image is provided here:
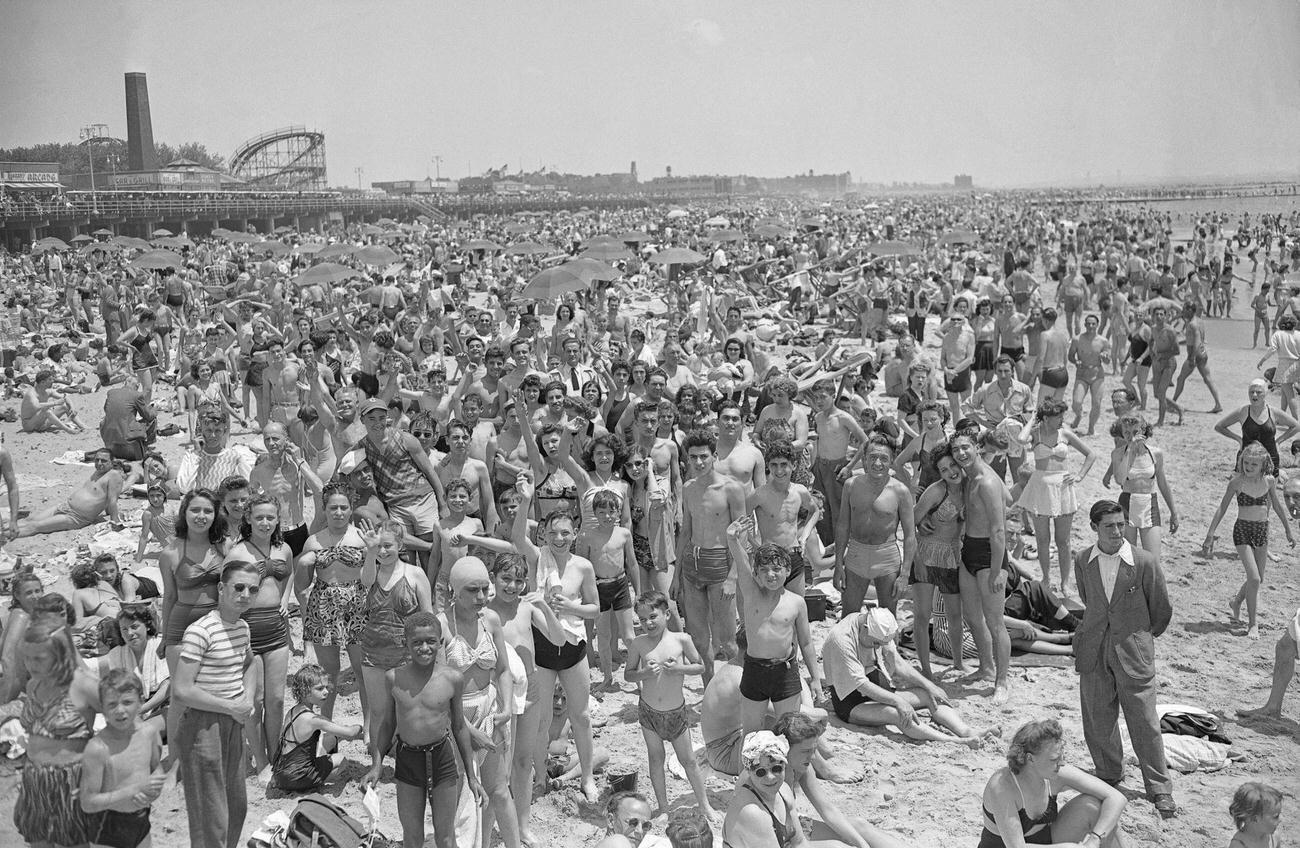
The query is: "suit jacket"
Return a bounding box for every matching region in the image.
[1072,542,1172,680]
[100,386,155,445]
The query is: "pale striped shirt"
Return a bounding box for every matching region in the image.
[180,611,249,701]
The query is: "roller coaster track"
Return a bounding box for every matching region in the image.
[230,126,327,189]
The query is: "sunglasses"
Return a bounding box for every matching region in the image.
[752,763,785,778]
[228,583,257,594]
[411,430,435,438]
[621,818,654,832]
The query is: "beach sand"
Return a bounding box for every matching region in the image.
[0,297,1296,848]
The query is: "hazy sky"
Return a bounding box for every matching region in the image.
[4,0,1299,187]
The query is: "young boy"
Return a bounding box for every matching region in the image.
[725,516,823,740]
[366,612,484,848]
[747,440,815,594]
[583,489,640,690]
[80,669,166,848]
[624,591,715,821]
[807,379,868,543]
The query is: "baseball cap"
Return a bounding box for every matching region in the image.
[859,606,899,641]
[359,399,388,416]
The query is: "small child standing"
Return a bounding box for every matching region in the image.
[1228,781,1283,848]
[272,664,364,792]
[624,591,715,821]
[80,669,166,848]
[583,489,639,691]
[135,484,176,563]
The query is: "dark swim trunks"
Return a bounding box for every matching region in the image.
[962,536,1008,575]
[394,734,459,801]
[738,652,801,703]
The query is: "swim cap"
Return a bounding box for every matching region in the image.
[740,731,789,771]
[449,556,490,593]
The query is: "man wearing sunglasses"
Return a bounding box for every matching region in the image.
[593,790,663,848]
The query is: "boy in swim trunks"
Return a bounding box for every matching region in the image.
[624,591,715,820]
[365,612,484,848]
[79,669,166,848]
[726,516,823,741]
[747,440,815,594]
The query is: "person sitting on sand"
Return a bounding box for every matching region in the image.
[21,368,85,433]
[820,605,980,747]
[593,791,669,848]
[14,447,126,538]
[979,718,1128,848]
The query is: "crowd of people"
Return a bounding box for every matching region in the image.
[0,192,1297,848]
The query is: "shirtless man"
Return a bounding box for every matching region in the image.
[725,516,822,741]
[834,437,915,618]
[713,400,766,491]
[747,440,816,591]
[633,401,681,524]
[436,419,499,532]
[16,447,125,537]
[808,380,868,544]
[264,339,304,434]
[249,423,323,556]
[1037,308,1071,403]
[21,369,83,433]
[1068,314,1111,435]
[326,386,368,465]
[1148,307,1184,427]
[951,432,1012,704]
[1171,301,1224,413]
[365,613,484,848]
[673,430,745,686]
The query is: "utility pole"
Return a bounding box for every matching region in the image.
[432,156,442,181]
[80,123,108,214]
[355,166,364,190]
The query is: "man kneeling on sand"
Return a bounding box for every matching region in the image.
[15,447,126,538]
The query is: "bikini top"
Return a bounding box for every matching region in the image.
[982,775,1058,837]
[723,783,798,848]
[236,541,292,582]
[22,684,92,741]
[537,467,578,503]
[318,542,365,571]
[445,610,499,672]
[174,545,224,602]
[1126,446,1156,482]
[366,572,420,618]
[1237,489,1270,507]
[1032,439,1069,468]
[932,493,964,525]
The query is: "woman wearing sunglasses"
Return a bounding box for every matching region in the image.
[722,730,802,848]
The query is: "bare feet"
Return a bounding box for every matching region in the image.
[817,758,866,784]
[1210,406,1223,413]
[991,683,1011,705]
[1247,625,1260,640]
[1238,705,1282,719]
[1229,595,1242,622]
[962,669,996,686]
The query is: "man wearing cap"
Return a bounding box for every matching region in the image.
[354,397,446,561]
[1074,499,1176,818]
[821,606,979,746]
[176,403,257,494]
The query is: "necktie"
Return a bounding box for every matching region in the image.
[570,367,581,391]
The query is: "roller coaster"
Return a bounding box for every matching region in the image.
[229,126,327,190]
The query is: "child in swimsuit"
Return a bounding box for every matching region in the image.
[272,665,363,792]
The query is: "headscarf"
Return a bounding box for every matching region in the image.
[449,556,489,594]
[740,730,789,772]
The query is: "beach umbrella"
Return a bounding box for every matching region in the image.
[296,242,326,254]
[616,231,653,244]
[703,216,730,227]
[665,209,689,219]
[71,234,93,243]
[131,249,185,270]
[153,236,194,250]
[295,263,362,285]
[581,243,631,261]
[113,235,153,251]
[938,230,979,245]
[709,229,744,243]
[93,228,115,236]
[563,257,622,283]
[647,247,707,265]
[864,241,923,257]
[505,222,533,235]
[253,241,291,256]
[212,227,233,237]
[34,236,70,250]
[151,228,173,238]
[797,217,824,230]
[375,217,397,227]
[504,241,549,257]
[360,224,385,236]
[355,244,400,266]
[318,243,355,260]
[464,239,502,252]
[273,225,295,234]
[80,241,121,255]
[753,224,790,239]
[226,232,261,244]
[522,266,592,300]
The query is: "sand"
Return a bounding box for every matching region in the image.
[0,297,1296,848]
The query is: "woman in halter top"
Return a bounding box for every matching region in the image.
[1014,400,1096,598]
[1110,414,1179,555]
[909,441,968,680]
[224,494,295,782]
[442,556,517,848]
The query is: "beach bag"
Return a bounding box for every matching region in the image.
[286,794,368,848]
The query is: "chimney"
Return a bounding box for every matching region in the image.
[630,161,637,181]
[666,165,672,178]
[124,72,158,172]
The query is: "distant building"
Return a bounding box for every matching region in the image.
[0,161,62,192]
[644,175,733,196]
[955,174,973,189]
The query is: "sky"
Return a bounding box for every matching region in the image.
[3,0,1299,188]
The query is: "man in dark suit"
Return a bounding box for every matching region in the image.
[1074,499,1176,818]
[100,372,156,461]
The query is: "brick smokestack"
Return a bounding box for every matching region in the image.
[124,72,157,171]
